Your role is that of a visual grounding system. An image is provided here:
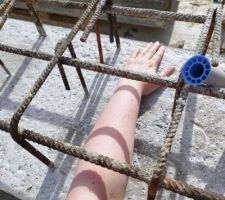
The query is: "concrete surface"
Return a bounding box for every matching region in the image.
[0,16,225,200]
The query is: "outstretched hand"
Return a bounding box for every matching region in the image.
[120,41,176,96]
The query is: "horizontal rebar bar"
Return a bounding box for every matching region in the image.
[35,0,225,25]
[36,0,88,9]
[1,119,154,183]
[162,177,225,200]
[0,119,224,200]
[1,43,225,99]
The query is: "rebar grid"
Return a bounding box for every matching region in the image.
[0,1,225,200]
[10,0,99,166]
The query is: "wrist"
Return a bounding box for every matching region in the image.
[115,79,143,102]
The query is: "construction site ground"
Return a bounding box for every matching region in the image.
[0,0,225,199]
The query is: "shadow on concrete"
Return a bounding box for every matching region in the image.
[0,60,11,92]
[0,35,45,108]
[135,93,225,199]
[168,94,197,200]
[0,190,21,200]
[35,49,119,200]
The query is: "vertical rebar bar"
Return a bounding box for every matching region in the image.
[112,14,121,49]
[147,8,216,200]
[195,9,215,55]
[95,20,104,64]
[212,8,222,67]
[57,62,71,90]
[106,0,114,43]
[68,42,89,96]
[24,0,47,36]
[55,39,71,90]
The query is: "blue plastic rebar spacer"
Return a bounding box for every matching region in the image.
[182,55,211,86]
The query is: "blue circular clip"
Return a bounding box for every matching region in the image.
[182,55,211,86]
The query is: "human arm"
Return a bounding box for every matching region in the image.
[66,42,175,200]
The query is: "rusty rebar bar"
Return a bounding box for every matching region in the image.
[0,119,225,200]
[95,20,104,63]
[1,119,154,183]
[108,6,215,24]
[68,42,89,96]
[147,9,216,199]
[112,14,120,49]
[161,177,225,200]
[0,0,16,30]
[106,0,114,43]
[9,0,99,166]
[148,84,189,200]
[212,8,222,67]
[0,0,11,12]
[55,39,71,90]
[34,0,225,26]
[24,0,46,36]
[80,0,107,42]
[57,62,70,90]
[195,8,215,55]
[36,0,88,9]
[1,43,225,100]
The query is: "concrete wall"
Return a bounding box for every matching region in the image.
[9,0,177,28]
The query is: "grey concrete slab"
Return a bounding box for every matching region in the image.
[0,18,225,200]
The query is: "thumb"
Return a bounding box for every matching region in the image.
[160,66,176,77]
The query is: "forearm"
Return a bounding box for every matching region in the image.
[88,79,142,160]
[67,42,175,200]
[67,79,142,200]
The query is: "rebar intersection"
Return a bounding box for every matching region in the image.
[0,0,225,199]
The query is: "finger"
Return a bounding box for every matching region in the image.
[131,49,140,59]
[160,66,176,77]
[145,41,161,59]
[148,46,165,70]
[140,42,153,56]
[143,67,176,95]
